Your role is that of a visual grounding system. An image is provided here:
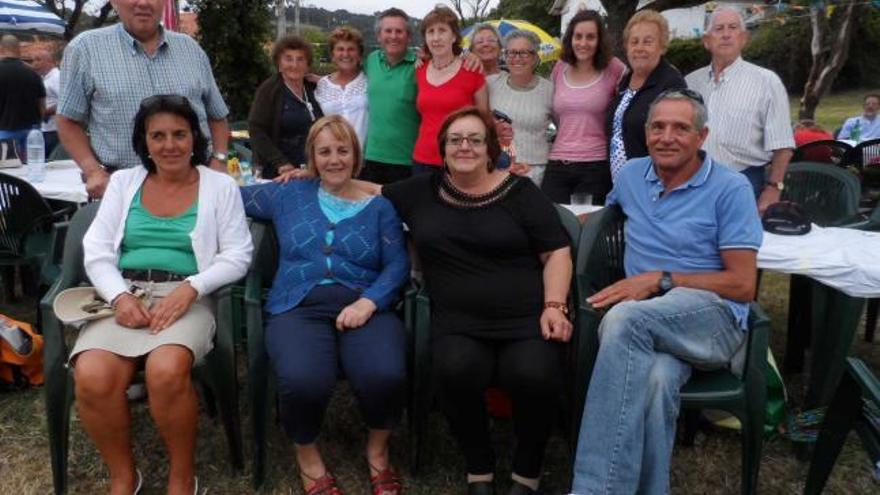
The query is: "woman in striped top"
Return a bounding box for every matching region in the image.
[543,9,626,205]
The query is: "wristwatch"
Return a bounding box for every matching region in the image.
[659,271,674,294]
[765,180,785,192]
[211,151,228,162]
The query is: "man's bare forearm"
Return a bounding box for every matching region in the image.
[56,115,101,173]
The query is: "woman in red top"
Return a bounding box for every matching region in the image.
[412,6,488,174]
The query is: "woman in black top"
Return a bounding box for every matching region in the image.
[248,35,323,179]
[605,10,686,181]
[383,107,573,495]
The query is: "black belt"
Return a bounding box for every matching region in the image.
[121,269,189,282]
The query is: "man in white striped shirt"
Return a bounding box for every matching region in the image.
[686,7,794,214]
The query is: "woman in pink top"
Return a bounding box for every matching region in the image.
[543,10,625,205]
[412,6,488,174]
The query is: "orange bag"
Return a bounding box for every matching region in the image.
[0,315,44,387]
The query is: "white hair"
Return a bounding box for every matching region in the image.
[705,6,746,32]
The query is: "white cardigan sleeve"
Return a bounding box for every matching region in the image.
[185,175,253,296]
[82,173,130,304]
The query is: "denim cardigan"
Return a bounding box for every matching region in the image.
[241,179,410,315]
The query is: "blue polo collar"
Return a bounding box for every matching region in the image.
[117,22,168,56]
[644,150,713,191]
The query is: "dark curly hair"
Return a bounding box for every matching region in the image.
[437,106,501,172]
[561,9,611,70]
[272,34,313,68]
[132,94,208,173]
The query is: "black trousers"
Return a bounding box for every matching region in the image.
[361,159,413,185]
[432,333,564,478]
[541,159,612,205]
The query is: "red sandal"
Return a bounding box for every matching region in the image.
[370,466,402,495]
[303,471,344,495]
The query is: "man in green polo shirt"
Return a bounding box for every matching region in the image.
[362,7,420,184]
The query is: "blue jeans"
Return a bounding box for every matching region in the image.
[571,288,745,494]
[740,165,766,199]
[264,284,407,444]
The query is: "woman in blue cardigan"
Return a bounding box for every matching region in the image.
[241,115,409,495]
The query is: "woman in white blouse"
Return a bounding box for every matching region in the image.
[315,26,369,150]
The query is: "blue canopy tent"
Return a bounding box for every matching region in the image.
[0,0,66,36]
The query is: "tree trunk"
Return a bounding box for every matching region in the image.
[798,3,862,120]
[603,1,639,58]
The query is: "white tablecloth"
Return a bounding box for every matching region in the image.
[0,160,88,204]
[758,225,880,298]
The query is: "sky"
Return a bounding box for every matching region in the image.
[306,0,500,20]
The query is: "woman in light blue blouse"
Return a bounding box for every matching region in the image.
[241,115,408,495]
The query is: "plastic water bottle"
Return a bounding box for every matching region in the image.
[851,120,862,143]
[240,160,255,185]
[26,128,46,182]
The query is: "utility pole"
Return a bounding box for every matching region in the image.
[294,0,301,34]
[276,0,287,39]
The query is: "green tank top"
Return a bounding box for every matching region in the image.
[118,187,199,275]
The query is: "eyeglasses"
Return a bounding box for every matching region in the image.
[504,49,536,59]
[655,88,705,105]
[445,134,487,148]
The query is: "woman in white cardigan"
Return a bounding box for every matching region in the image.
[72,95,252,495]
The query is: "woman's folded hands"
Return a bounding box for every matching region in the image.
[336,297,377,331]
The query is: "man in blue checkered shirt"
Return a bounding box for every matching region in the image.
[57,0,230,198]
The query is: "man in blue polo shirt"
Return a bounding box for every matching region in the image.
[570,90,763,494]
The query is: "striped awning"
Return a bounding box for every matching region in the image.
[0,0,66,36]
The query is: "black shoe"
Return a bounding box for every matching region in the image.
[507,481,538,495]
[468,480,495,495]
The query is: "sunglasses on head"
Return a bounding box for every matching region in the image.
[656,88,705,105]
[139,94,190,109]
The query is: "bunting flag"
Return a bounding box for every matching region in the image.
[163,0,177,31]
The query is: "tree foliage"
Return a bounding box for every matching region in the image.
[191,0,273,121]
[447,0,493,25]
[487,0,559,36]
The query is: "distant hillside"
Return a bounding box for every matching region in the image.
[284,6,422,49]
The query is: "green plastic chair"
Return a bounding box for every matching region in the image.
[244,215,448,488]
[572,205,770,495]
[803,358,880,494]
[0,173,73,299]
[242,220,277,490]
[780,162,864,408]
[39,203,244,495]
[406,204,582,473]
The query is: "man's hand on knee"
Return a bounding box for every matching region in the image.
[587,271,662,309]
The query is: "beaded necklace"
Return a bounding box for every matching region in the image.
[438,173,518,209]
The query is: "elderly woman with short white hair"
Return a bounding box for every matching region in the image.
[488,30,554,185]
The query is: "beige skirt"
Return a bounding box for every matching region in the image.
[69,280,216,366]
